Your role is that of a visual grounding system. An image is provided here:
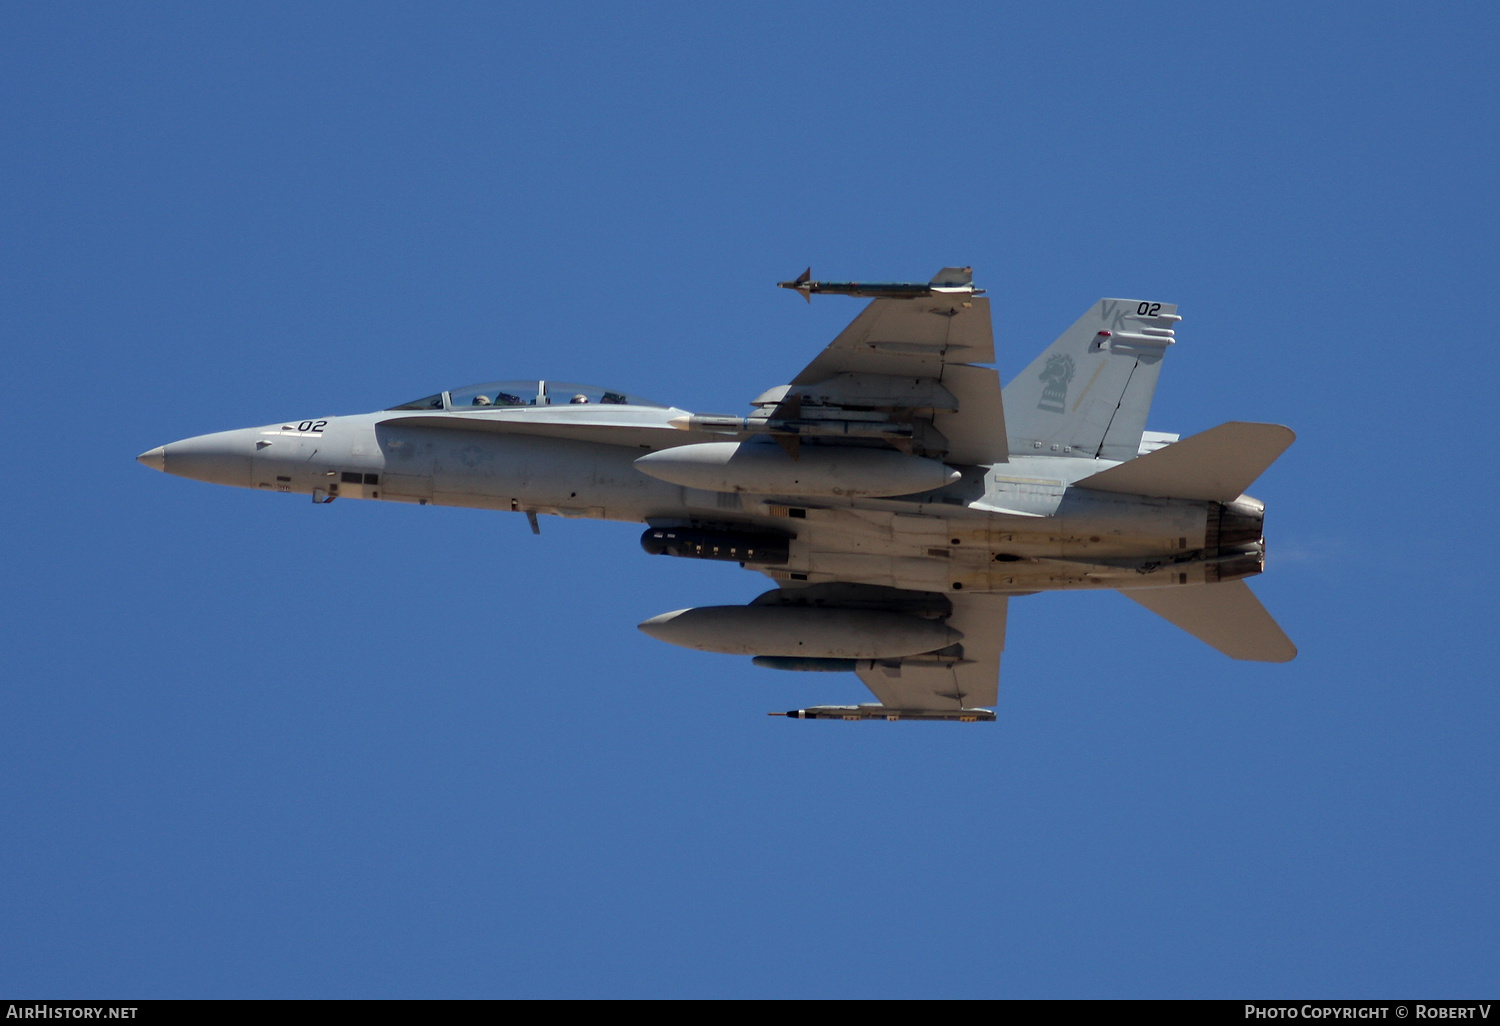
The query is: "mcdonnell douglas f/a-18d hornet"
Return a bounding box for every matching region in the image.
[139,268,1295,723]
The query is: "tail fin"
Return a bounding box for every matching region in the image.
[1120,580,1297,662]
[1004,299,1178,459]
[1074,421,1295,502]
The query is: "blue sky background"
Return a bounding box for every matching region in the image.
[3,2,1497,998]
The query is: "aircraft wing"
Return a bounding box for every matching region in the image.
[773,288,1008,466]
[741,281,1010,718]
[856,593,1007,712]
[791,292,994,380]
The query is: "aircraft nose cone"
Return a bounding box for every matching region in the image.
[137,446,167,472]
[144,429,257,488]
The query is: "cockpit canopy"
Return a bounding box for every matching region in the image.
[389,380,668,412]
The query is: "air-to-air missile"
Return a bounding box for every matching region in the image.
[776,266,985,302]
[770,706,996,722]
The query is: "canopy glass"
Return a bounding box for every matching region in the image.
[389,380,668,411]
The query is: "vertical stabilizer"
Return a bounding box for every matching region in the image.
[1004,299,1178,459]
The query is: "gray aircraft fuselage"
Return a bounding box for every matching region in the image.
[141,402,1259,595]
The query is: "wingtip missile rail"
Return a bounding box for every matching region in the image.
[771,706,996,722]
[776,266,985,303]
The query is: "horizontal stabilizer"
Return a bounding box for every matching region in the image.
[1120,581,1297,662]
[1074,421,1294,501]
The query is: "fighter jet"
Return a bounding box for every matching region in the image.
[139,267,1295,722]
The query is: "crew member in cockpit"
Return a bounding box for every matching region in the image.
[570,394,590,404]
